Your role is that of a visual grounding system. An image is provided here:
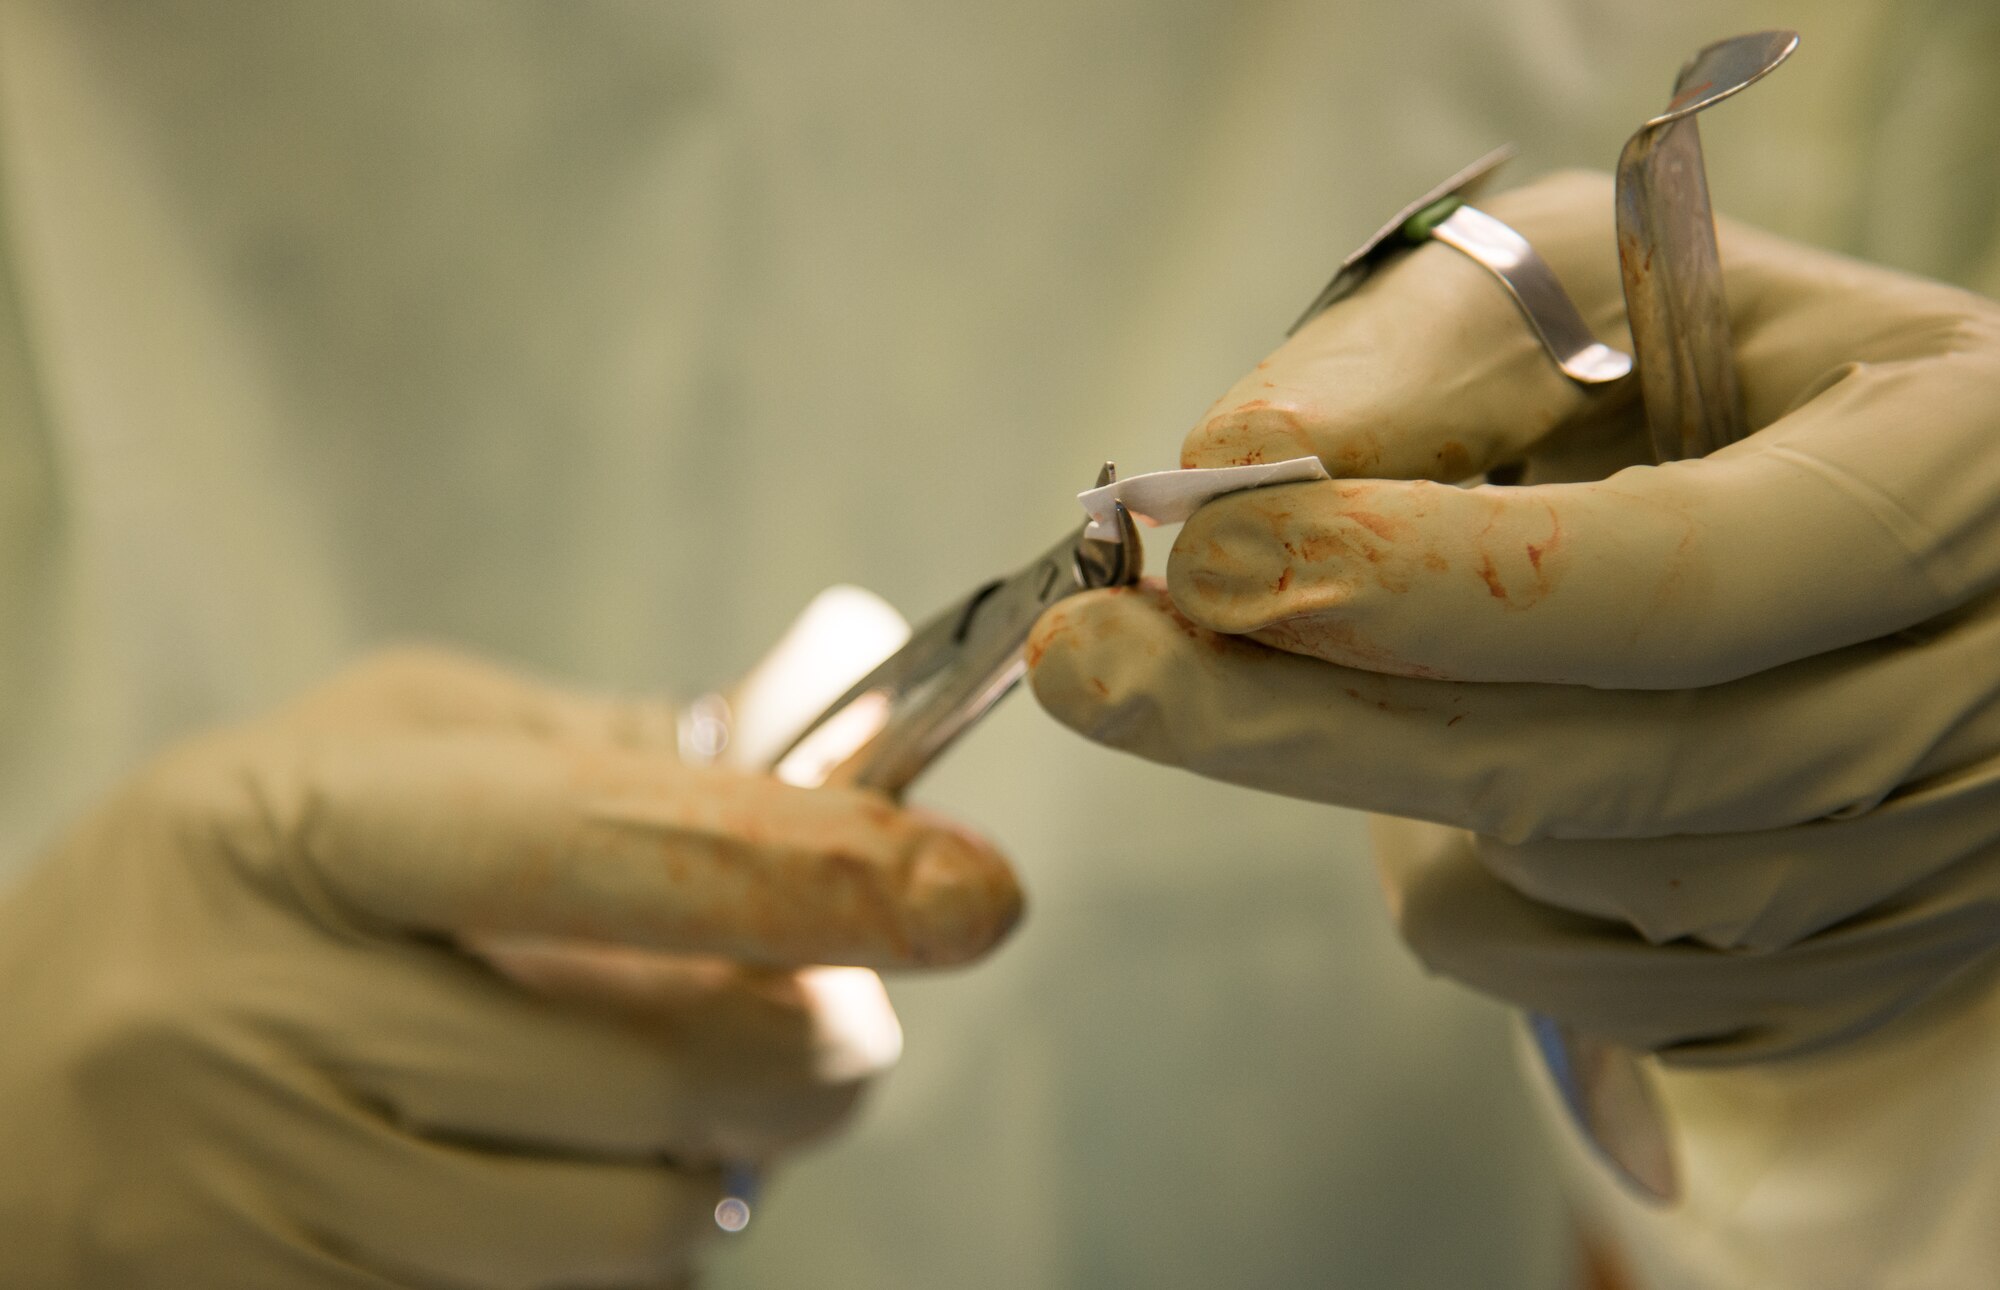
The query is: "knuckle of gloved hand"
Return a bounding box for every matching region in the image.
[295,643,488,718]
[122,727,341,908]
[336,642,482,693]
[125,730,286,855]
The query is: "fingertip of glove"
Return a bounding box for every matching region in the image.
[1180,395,1323,471]
[1165,499,1313,636]
[1026,589,1125,730]
[1028,582,1191,715]
[898,823,1026,968]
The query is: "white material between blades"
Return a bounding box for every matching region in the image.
[1077,457,1331,539]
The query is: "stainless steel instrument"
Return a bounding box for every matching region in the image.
[1529,28,1799,1207]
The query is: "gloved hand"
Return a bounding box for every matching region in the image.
[1029,170,2000,1066]
[0,647,1021,1288]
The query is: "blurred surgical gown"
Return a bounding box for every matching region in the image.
[1,2,1995,1286]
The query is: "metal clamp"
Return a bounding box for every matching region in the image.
[1617,29,1799,460]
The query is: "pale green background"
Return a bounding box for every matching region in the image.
[1,2,1992,1285]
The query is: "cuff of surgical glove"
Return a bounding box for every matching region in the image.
[1525,960,2000,1289]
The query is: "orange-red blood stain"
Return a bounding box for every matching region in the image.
[1447,714,1465,727]
[1526,507,1562,576]
[1292,533,1352,563]
[1026,609,1078,670]
[1328,432,1383,476]
[1089,678,1109,697]
[1185,400,1313,469]
[1344,511,1401,541]
[1275,567,1293,592]
[1477,553,1506,599]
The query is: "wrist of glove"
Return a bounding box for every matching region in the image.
[0,647,1021,1287]
[1029,169,2000,1067]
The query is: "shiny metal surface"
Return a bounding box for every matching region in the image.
[1429,205,1633,384]
[771,463,1143,798]
[1289,145,1515,334]
[1616,30,1798,460]
[704,466,1143,1232]
[1534,27,1800,1208]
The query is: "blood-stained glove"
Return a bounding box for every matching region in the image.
[0,648,1020,1289]
[1028,169,2000,1067]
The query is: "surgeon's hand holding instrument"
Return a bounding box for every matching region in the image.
[0,648,1023,1286]
[1026,36,2000,1264]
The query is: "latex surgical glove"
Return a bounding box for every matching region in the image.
[0,648,1021,1288]
[1029,169,2000,1067]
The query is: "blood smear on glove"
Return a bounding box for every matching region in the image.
[1077,457,1330,539]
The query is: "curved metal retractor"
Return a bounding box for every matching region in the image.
[1290,145,1630,387]
[1290,145,1516,332]
[770,463,1142,798]
[1423,202,1633,384]
[1529,29,1798,1211]
[1617,29,1798,460]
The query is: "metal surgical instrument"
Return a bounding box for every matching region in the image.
[1291,145,1631,387]
[1289,29,1797,1209]
[769,462,1144,796]
[1523,27,1800,1209]
[1618,30,1799,461]
[695,468,1142,1231]
[708,32,1795,1223]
